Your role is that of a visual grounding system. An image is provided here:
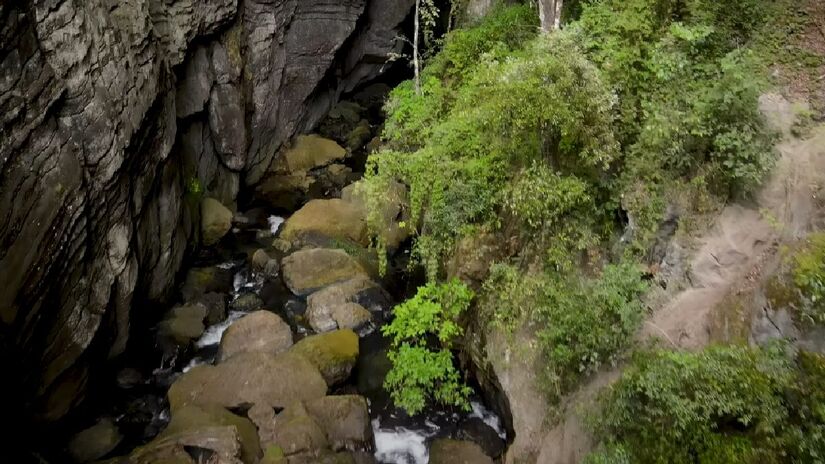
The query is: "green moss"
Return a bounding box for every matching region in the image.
[709,291,753,345]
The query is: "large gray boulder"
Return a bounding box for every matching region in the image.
[218,311,294,361]
[67,418,123,463]
[168,352,327,412]
[281,248,369,296]
[201,197,234,246]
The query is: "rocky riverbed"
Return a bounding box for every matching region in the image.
[60,96,507,464]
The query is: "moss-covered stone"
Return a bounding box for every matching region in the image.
[281,248,369,296]
[280,199,368,247]
[709,290,754,345]
[158,404,261,464]
[291,330,359,386]
[201,197,233,246]
[276,135,347,173]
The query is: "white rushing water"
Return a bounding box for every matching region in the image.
[268,215,285,235]
[194,310,246,349]
[470,401,507,439]
[372,419,435,464]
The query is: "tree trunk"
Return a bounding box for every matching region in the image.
[414,0,422,95]
[538,0,563,33]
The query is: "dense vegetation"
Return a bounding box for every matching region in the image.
[587,346,825,463]
[381,279,474,414]
[373,0,825,435]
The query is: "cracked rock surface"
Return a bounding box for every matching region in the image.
[0,0,413,426]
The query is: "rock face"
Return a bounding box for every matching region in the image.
[0,0,414,430]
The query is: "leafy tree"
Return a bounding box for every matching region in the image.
[382,280,474,415]
[588,345,825,463]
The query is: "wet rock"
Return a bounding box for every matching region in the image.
[230,293,265,312]
[291,330,359,386]
[252,249,280,280]
[67,418,122,463]
[456,417,506,458]
[219,311,293,361]
[304,395,373,452]
[446,231,501,285]
[182,266,235,301]
[280,200,368,247]
[307,277,391,321]
[194,292,227,326]
[307,302,372,333]
[168,352,327,412]
[352,83,392,110]
[319,102,367,143]
[428,439,494,464]
[116,368,144,390]
[158,304,208,345]
[281,249,369,296]
[158,404,261,464]
[346,120,372,151]
[202,198,234,246]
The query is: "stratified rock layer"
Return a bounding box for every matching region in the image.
[0,0,414,429]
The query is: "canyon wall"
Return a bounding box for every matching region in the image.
[0,0,412,424]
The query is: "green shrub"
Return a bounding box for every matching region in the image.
[482,262,648,400]
[588,345,825,463]
[382,280,474,414]
[791,232,825,325]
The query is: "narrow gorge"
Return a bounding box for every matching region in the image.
[4,0,825,463]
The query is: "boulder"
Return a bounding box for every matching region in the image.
[307,302,372,334]
[158,404,261,464]
[168,352,327,412]
[456,417,506,458]
[269,402,329,456]
[67,418,122,463]
[202,197,234,246]
[304,396,372,452]
[346,120,372,151]
[428,439,494,464]
[230,293,264,312]
[275,135,347,174]
[181,266,235,301]
[193,292,227,326]
[280,200,368,247]
[319,102,367,143]
[218,311,293,361]
[307,277,391,319]
[256,174,315,211]
[252,249,280,280]
[291,330,359,386]
[341,181,410,250]
[281,249,369,296]
[158,303,208,345]
[129,425,245,464]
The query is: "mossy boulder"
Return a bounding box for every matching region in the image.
[218,310,294,361]
[291,330,359,386]
[304,395,372,452]
[275,135,347,173]
[201,197,233,246]
[67,418,122,462]
[158,404,261,464]
[168,351,327,412]
[428,439,493,464]
[158,303,208,346]
[340,181,410,250]
[281,248,369,296]
[280,199,368,247]
[181,266,235,301]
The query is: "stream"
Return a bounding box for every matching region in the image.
[90,207,506,464]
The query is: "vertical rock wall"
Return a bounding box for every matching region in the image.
[0,0,413,425]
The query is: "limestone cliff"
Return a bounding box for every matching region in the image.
[0,0,412,424]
